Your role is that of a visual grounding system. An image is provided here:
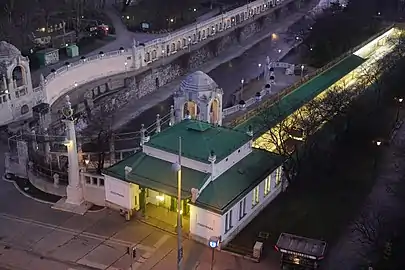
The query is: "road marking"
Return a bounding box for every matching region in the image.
[0,213,154,252]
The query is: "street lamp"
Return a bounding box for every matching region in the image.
[241,79,245,99]
[172,137,183,270]
[376,140,382,146]
[300,65,305,77]
[278,49,282,53]
[257,63,262,80]
[208,236,220,270]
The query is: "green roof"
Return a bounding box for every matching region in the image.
[103,152,210,198]
[145,120,252,163]
[234,54,366,136]
[195,149,285,214]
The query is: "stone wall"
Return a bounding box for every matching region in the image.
[89,2,302,117]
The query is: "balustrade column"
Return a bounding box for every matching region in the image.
[169,105,176,126]
[31,130,38,151]
[156,114,161,133]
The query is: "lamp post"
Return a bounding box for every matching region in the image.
[240,79,244,100]
[395,97,403,124]
[208,236,220,270]
[172,137,183,270]
[301,65,304,77]
[125,61,128,77]
[257,63,262,80]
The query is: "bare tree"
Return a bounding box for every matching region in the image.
[79,105,114,173]
[351,205,390,260]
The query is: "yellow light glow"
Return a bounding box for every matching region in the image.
[253,30,401,154]
[271,33,278,40]
[156,195,164,202]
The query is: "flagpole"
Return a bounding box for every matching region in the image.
[176,136,183,270]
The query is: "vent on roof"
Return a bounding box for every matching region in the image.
[186,122,211,132]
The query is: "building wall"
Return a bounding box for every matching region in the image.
[190,165,285,246]
[82,172,106,206]
[213,141,252,179]
[143,145,211,173]
[104,174,132,210]
[220,166,284,246]
[189,204,223,244]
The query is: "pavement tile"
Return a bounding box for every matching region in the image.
[112,221,155,244]
[50,235,102,262]
[32,230,75,255]
[77,242,127,269]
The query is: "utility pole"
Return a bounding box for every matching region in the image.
[172,137,183,270]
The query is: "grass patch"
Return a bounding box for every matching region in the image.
[229,93,398,253]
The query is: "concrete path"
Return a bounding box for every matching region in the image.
[322,122,405,269]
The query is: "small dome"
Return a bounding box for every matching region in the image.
[0,41,21,59]
[180,71,218,92]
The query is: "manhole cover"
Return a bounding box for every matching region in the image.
[258,232,270,239]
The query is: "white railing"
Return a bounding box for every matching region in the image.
[41,0,292,100]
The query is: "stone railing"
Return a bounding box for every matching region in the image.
[43,50,131,85]
[227,24,396,128]
[37,0,294,107]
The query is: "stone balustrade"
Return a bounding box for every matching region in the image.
[33,0,294,107]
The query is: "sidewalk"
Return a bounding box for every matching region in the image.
[321,120,405,270]
[111,1,318,131]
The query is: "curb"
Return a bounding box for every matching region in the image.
[3,174,54,206]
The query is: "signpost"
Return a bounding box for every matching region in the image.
[208,236,220,270]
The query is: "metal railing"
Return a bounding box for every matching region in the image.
[227,24,396,128]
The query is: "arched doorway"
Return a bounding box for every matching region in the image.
[12,66,25,87]
[183,101,198,119]
[210,99,219,124]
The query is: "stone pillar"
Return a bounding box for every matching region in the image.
[110,136,115,165]
[156,114,161,133]
[31,130,38,151]
[63,96,84,205]
[139,124,150,146]
[131,38,137,69]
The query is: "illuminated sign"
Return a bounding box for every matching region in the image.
[279,249,317,260]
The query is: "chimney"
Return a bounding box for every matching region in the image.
[247,125,253,137]
[208,150,216,163]
[124,166,132,178]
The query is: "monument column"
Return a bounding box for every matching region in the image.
[63,95,84,205]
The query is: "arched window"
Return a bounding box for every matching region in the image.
[21,104,29,115]
[12,66,24,87]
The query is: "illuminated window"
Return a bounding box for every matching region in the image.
[264,176,271,196]
[239,198,246,220]
[225,210,233,233]
[275,168,282,186]
[252,186,259,208]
